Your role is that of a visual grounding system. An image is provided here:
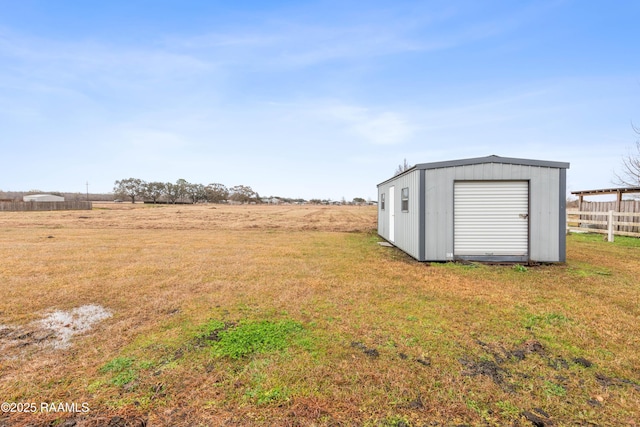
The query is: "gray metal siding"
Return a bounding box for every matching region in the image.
[529,167,560,261]
[377,170,421,259]
[424,163,563,262]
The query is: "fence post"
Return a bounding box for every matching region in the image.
[607,210,614,242]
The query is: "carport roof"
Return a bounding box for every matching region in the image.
[571,187,640,197]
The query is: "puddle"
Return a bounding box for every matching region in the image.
[38,304,112,349]
[0,304,112,357]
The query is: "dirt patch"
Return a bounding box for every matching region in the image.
[459,339,562,393]
[0,305,112,357]
[522,408,554,426]
[595,373,640,392]
[459,356,509,387]
[350,341,379,358]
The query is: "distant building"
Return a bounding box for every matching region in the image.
[23,194,65,202]
[262,197,283,205]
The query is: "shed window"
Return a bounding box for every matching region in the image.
[401,187,409,212]
[381,193,385,210]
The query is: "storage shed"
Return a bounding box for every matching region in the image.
[377,155,570,263]
[23,194,65,202]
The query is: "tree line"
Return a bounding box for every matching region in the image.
[113,178,258,204]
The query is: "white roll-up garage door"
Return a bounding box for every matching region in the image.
[454,181,529,258]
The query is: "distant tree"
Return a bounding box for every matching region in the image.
[143,182,166,204]
[164,182,181,204]
[353,197,366,204]
[394,158,412,176]
[114,178,146,203]
[613,124,640,187]
[309,199,322,205]
[175,179,190,202]
[229,185,258,203]
[205,183,229,203]
[186,183,207,204]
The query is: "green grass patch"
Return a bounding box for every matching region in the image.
[99,357,138,387]
[543,380,566,397]
[99,356,157,388]
[522,312,571,330]
[567,261,612,277]
[569,232,640,248]
[495,400,520,418]
[207,319,305,359]
[244,384,291,405]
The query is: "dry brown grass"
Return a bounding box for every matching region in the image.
[0,204,638,426]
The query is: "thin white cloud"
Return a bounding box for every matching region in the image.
[319,104,414,145]
[0,29,212,92]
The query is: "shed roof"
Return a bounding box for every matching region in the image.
[378,155,570,186]
[23,194,65,201]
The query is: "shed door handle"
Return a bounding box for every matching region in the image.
[519,213,529,219]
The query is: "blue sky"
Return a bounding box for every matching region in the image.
[1,0,638,200]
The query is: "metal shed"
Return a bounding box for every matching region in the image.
[23,194,65,202]
[377,155,570,263]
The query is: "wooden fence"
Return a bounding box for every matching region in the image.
[0,201,92,212]
[577,200,640,231]
[567,208,640,241]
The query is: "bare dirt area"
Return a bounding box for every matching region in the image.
[0,205,639,426]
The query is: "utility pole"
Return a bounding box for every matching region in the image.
[86,181,89,201]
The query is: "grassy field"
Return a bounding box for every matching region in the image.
[0,203,638,426]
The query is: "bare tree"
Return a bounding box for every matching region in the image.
[613,124,640,187]
[394,158,412,176]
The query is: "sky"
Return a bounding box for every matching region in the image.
[1,0,639,201]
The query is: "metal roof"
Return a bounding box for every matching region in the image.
[378,155,570,186]
[571,187,640,196]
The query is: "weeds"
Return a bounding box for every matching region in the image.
[207,319,305,359]
[543,380,567,397]
[495,400,520,418]
[523,312,571,330]
[512,264,528,273]
[99,357,138,387]
[245,385,291,405]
